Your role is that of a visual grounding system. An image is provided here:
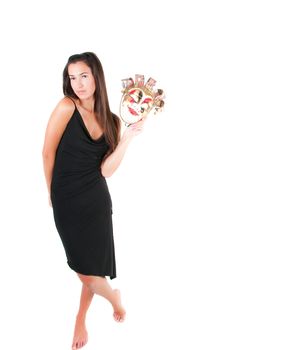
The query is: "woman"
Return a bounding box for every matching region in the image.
[42,52,146,349]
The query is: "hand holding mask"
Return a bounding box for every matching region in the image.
[119,74,165,126]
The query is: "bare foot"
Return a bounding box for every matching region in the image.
[72,316,88,350]
[112,289,126,322]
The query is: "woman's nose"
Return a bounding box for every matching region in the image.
[77,79,83,87]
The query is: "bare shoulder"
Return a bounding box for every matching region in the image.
[53,96,76,116]
[48,96,77,128]
[47,96,75,140]
[42,97,77,155]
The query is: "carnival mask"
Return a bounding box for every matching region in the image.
[120,74,165,126]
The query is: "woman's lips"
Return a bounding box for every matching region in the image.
[128,106,138,116]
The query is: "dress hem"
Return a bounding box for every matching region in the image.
[67,260,116,280]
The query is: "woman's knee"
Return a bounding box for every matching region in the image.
[77,273,105,290]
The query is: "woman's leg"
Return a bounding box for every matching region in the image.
[77,273,126,322]
[72,284,94,350]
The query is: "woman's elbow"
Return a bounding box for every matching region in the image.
[101,167,113,178]
[101,165,113,177]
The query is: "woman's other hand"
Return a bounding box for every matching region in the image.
[121,117,147,142]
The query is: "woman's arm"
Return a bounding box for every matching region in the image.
[42,97,75,204]
[101,117,147,177]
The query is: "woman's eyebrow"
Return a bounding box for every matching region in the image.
[69,71,89,77]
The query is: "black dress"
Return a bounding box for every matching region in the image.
[50,98,116,279]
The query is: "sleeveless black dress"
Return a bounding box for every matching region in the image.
[50,99,116,279]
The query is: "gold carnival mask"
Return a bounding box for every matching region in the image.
[120,74,165,126]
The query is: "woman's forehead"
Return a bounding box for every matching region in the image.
[68,61,91,75]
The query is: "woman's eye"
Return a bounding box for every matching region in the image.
[82,75,88,78]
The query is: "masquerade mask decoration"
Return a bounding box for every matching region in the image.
[120,74,165,126]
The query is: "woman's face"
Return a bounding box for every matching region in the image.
[68,61,96,100]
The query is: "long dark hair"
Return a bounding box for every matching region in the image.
[63,52,121,159]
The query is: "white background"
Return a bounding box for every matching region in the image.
[0,0,289,349]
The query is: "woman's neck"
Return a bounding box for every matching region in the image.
[78,98,95,113]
